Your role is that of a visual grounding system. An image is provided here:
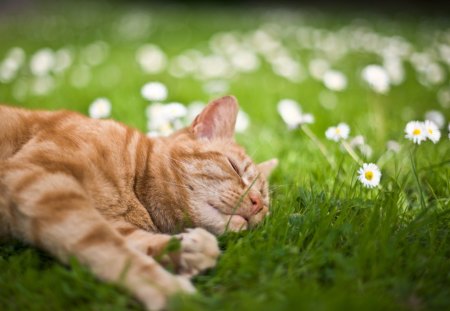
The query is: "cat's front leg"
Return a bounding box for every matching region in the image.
[1,163,195,311]
[114,222,220,277]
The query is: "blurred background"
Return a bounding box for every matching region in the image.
[0,0,449,143]
[1,0,449,139]
[0,0,450,131]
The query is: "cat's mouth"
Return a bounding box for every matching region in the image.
[226,211,267,230]
[207,201,250,223]
[206,201,271,231]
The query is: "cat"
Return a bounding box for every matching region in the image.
[0,95,277,310]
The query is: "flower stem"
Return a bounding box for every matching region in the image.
[410,146,426,209]
[341,140,363,165]
[301,124,336,169]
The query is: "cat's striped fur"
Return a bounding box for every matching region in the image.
[0,96,277,310]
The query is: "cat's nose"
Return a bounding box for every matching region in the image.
[249,193,263,215]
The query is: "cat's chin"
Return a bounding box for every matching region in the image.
[226,214,248,232]
[203,202,268,234]
[247,205,269,228]
[219,208,269,233]
[201,203,249,235]
[225,212,266,233]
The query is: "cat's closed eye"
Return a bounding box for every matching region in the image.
[228,158,240,176]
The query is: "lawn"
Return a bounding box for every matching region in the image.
[0,2,449,311]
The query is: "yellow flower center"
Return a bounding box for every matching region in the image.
[336,128,341,134]
[365,171,374,180]
[428,129,433,134]
[413,128,421,136]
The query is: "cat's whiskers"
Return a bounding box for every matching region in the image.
[159,179,226,198]
[196,183,233,197]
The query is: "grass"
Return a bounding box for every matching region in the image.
[0,2,449,310]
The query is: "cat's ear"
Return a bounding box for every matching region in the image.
[191,95,239,140]
[258,158,278,178]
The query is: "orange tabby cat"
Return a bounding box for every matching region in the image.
[0,95,277,310]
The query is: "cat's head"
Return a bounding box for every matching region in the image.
[168,96,277,235]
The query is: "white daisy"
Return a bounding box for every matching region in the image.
[0,47,25,83]
[198,54,230,79]
[277,99,314,128]
[404,121,426,144]
[361,65,390,94]
[437,87,450,109]
[7,47,26,67]
[146,102,188,135]
[164,102,187,120]
[359,144,373,158]
[299,113,314,125]
[271,56,303,83]
[146,114,175,136]
[203,80,229,95]
[169,54,197,78]
[30,48,55,76]
[53,48,73,73]
[136,44,167,74]
[325,123,350,142]
[186,101,205,123]
[308,58,329,80]
[172,118,185,131]
[141,82,168,101]
[349,135,365,148]
[349,136,372,158]
[277,99,302,129]
[424,110,445,129]
[419,63,445,86]
[358,163,381,188]
[32,76,55,96]
[230,49,260,73]
[423,120,441,143]
[147,131,160,138]
[386,140,401,153]
[322,70,347,92]
[156,121,175,136]
[146,103,170,131]
[235,110,250,133]
[0,59,18,83]
[383,56,405,85]
[89,98,111,119]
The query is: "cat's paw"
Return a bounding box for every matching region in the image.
[172,275,196,294]
[139,273,196,311]
[174,228,220,277]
